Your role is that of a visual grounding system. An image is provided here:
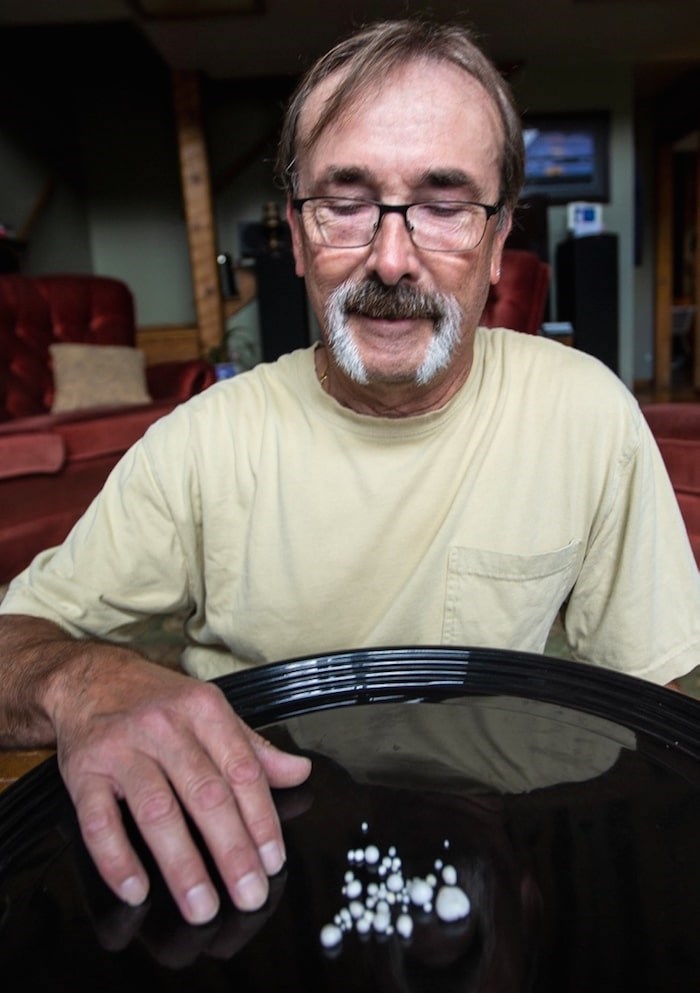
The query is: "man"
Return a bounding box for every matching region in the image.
[0,19,698,928]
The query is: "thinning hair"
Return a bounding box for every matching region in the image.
[276,18,525,216]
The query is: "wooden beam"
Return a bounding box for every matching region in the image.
[654,143,673,391]
[171,68,223,355]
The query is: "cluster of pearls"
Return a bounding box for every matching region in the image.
[319,823,471,951]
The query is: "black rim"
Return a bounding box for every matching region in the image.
[214,646,700,758]
[2,645,699,862]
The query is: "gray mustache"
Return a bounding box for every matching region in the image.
[342,282,444,321]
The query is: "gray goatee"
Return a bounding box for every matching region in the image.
[324,279,463,386]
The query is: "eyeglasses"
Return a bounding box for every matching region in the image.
[292,196,502,253]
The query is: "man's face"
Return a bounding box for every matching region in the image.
[288,58,511,395]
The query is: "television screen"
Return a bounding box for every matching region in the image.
[521,112,610,203]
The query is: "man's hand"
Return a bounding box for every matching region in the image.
[0,614,311,925]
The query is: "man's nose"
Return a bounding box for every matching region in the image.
[365,210,422,285]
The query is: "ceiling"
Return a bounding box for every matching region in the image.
[2,0,700,89]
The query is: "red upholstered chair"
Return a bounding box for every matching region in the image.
[480,249,551,335]
[0,273,216,582]
[0,273,213,420]
[641,403,700,567]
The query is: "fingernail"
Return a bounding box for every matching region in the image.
[119,875,148,907]
[259,840,285,876]
[234,870,268,911]
[185,882,219,924]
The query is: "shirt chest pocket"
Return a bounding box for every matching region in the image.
[442,541,582,653]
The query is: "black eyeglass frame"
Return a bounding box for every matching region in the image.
[291,196,504,252]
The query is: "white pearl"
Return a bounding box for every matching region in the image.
[441,864,458,886]
[345,878,362,899]
[320,923,343,948]
[435,885,471,922]
[365,845,380,864]
[387,872,404,892]
[372,910,391,933]
[408,878,433,905]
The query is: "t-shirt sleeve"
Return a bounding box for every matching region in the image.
[563,407,700,684]
[0,428,195,641]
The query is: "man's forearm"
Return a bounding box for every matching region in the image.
[0,613,143,748]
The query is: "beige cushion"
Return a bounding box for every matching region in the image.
[50,343,152,413]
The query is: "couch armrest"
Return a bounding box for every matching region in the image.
[653,438,700,497]
[0,432,66,480]
[146,360,216,401]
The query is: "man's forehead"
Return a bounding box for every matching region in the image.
[295,59,504,199]
[297,57,501,149]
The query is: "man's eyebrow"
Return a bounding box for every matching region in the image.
[418,168,484,197]
[317,165,374,187]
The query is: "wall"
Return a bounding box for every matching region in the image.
[76,51,195,326]
[0,23,196,326]
[0,69,92,275]
[205,75,295,262]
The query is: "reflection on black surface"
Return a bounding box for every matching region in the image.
[76,792,293,967]
[0,671,699,992]
[506,744,700,992]
[288,751,542,993]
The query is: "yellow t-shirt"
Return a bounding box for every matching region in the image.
[3,329,698,683]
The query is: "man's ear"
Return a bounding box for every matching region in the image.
[286,199,306,278]
[490,214,512,285]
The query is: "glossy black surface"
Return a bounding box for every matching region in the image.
[1,647,699,991]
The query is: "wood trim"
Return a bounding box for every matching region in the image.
[137,324,202,365]
[0,749,53,794]
[654,143,673,391]
[171,68,223,355]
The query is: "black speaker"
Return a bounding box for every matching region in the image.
[255,251,310,362]
[556,233,619,374]
[507,195,550,261]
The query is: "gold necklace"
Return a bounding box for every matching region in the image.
[317,346,329,388]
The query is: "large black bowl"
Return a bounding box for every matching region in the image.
[1,646,699,992]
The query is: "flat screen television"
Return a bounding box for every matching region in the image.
[521,111,610,204]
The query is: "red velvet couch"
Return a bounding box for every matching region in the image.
[641,402,700,567]
[0,274,215,583]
